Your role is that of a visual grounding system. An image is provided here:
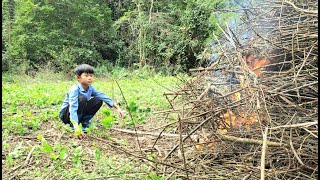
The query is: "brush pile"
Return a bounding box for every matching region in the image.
[147,0,318,179]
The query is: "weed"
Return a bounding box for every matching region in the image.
[71,146,83,164]
[8,143,24,159]
[144,171,166,180]
[101,116,117,128]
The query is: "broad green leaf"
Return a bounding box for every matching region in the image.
[59,146,68,160]
[71,120,83,136]
[41,141,54,153]
[73,156,80,163]
[146,152,155,161]
[50,154,58,160]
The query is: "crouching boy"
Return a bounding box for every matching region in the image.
[59,64,123,139]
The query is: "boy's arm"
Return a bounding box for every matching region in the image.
[68,87,85,139]
[92,87,123,118]
[68,88,80,124]
[91,88,114,108]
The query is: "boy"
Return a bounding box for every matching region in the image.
[59,64,123,139]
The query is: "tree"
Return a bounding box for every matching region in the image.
[112,0,228,73]
[5,0,113,72]
[3,0,234,74]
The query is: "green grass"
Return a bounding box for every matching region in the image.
[2,68,188,179]
[2,68,186,134]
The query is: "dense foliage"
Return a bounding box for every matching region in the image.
[2,0,232,74]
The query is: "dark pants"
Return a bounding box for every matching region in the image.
[59,94,103,130]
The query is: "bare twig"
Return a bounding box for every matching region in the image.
[110,128,186,138]
[219,134,284,147]
[163,112,221,160]
[115,80,142,154]
[283,0,318,14]
[289,129,304,166]
[89,135,193,173]
[178,111,189,179]
[270,121,318,129]
[25,146,36,165]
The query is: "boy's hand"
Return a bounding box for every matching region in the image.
[75,132,85,140]
[112,104,125,118]
[72,121,85,140]
[117,109,125,118]
[74,127,85,140]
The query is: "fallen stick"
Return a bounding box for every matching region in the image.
[164,112,221,161]
[115,80,142,154]
[219,134,284,147]
[290,129,304,166]
[270,121,318,129]
[189,60,220,72]
[153,107,192,114]
[260,127,268,180]
[110,128,186,138]
[241,173,252,180]
[178,112,189,179]
[283,0,318,14]
[8,164,24,175]
[19,135,55,139]
[89,135,194,173]
[25,146,36,165]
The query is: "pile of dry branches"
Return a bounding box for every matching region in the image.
[142,0,318,179]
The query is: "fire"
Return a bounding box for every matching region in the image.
[194,130,217,153]
[222,109,236,127]
[195,140,216,153]
[196,53,266,150]
[215,54,266,133]
[244,54,270,76]
[218,110,258,134]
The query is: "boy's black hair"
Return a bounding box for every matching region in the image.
[74,64,94,76]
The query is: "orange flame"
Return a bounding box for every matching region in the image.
[218,110,258,134]
[244,54,270,76]
[195,140,216,153]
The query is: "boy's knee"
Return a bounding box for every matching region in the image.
[96,99,103,107]
[78,94,87,102]
[91,97,103,107]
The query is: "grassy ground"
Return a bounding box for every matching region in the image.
[2,68,188,179]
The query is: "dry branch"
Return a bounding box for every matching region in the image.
[219,134,284,147]
[25,146,36,165]
[110,128,186,138]
[147,0,318,179]
[121,0,318,179]
[260,127,268,180]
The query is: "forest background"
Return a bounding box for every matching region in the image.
[2,0,240,75]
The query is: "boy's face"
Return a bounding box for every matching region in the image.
[77,72,94,86]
